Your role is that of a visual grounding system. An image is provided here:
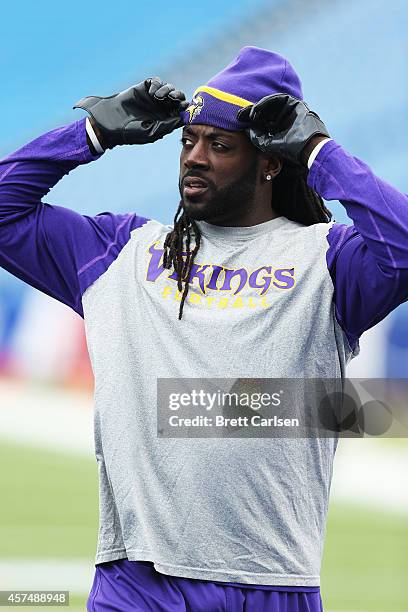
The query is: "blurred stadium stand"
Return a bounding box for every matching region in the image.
[1,0,407,384]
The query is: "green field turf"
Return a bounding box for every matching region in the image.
[0,441,98,558]
[0,440,407,611]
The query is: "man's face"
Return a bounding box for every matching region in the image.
[178,124,261,224]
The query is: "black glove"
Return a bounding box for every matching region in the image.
[237,93,330,165]
[73,77,189,149]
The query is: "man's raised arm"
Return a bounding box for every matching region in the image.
[240,94,408,352]
[0,78,187,317]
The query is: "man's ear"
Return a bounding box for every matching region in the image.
[258,153,282,180]
[265,155,283,179]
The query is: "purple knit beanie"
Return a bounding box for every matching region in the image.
[180,46,303,131]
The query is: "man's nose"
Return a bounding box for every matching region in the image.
[184,141,210,169]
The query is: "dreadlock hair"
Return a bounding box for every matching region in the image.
[272,161,332,225]
[163,201,201,321]
[163,161,332,321]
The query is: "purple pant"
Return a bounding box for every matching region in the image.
[87,560,323,611]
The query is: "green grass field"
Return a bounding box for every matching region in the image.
[1,441,407,611]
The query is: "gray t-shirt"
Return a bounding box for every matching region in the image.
[83,215,356,586]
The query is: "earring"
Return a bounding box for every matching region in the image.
[266,174,272,181]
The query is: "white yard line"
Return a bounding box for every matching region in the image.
[332,439,408,514]
[0,559,94,593]
[0,378,94,456]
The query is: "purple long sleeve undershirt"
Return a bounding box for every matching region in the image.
[0,119,146,317]
[307,140,408,350]
[1,118,408,351]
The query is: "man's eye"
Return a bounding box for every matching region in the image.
[180,137,193,146]
[213,142,229,151]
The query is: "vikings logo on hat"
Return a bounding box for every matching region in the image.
[180,47,303,132]
[186,94,204,123]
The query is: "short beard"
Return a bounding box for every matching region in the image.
[178,157,259,223]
